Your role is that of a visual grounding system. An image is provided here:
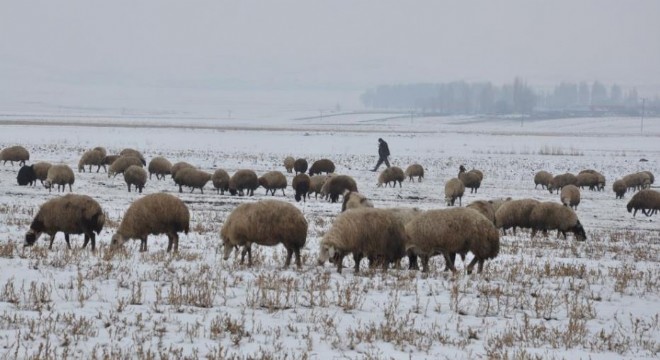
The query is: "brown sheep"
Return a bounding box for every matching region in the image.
[489,197,512,214]
[548,173,578,194]
[148,156,172,180]
[405,164,424,182]
[258,171,288,196]
[560,184,581,210]
[103,155,120,167]
[174,167,212,194]
[377,166,405,188]
[317,208,406,273]
[124,165,148,193]
[119,148,146,165]
[534,171,553,189]
[294,158,308,174]
[111,193,190,252]
[108,156,144,178]
[494,198,540,235]
[612,179,627,199]
[170,161,195,179]
[283,156,295,173]
[626,189,660,217]
[212,169,230,194]
[0,145,29,166]
[444,178,465,206]
[221,200,308,269]
[78,149,106,173]
[529,202,586,241]
[341,191,374,212]
[466,200,496,224]
[92,147,107,158]
[321,174,358,203]
[33,162,52,185]
[578,169,605,191]
[228,169,259,196]
[405,207,500,274]
[623,172,652,192]
[309,159,336,176]
[576,172,599,191]
[44,164,75,193]
[307,175,328,199]
[25,194,105,251]
[292,173,311,202]
[458,165,482,193]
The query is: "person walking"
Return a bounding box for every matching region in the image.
[371,138,390,171]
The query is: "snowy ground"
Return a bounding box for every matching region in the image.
[0,113,659,359]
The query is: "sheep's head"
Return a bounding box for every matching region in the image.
[445,195,454,207]
[573,220,587,241]
[222,238,235,260]
[317,243,336,266]
[110,233,126,249]
[459,165,466,173]
[43,180,52,190]
[626,202,633,213]
[24,229,42,247]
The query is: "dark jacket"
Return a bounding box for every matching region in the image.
[378,139,390,158]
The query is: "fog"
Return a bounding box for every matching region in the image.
[1,0,659,113]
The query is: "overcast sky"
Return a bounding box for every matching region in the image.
[2,0,659,97]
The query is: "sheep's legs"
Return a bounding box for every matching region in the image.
[466,257,484,274]
[240,245,252,265]
[443,253,456,271]
[420,255,430,273]
[408,253,419,270]
[353,253,363,273]
[63,234,72,249]
[140,237,148,252]
[442,252,457,273]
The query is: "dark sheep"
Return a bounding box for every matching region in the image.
[17,165,37,186]
[309,159,336,176]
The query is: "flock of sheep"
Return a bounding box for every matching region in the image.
[2,143,658,275]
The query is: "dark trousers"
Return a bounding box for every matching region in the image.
[373,156,390,171]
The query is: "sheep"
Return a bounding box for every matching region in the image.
[489,197,512,214]
[78,149,106,173]
[458,165,482,193]
[308,159,336,176]
[307,175,328,199]
[174,167,212,194]
[221,200,308,269]
[170,161,195,179]
[642,171,655,186]
[613,179,627,199]
[17,165,37,186]
[283,156,295,173]
[44,164,75,193]
[529,201,587,241]
[534,170,553,189]
[292,173,311,202]
[93,147,107,158]
[294,158,308,174]
[341,191,374,212]
[626,189,660,217]
[444,178,465,206]
[560,184,581,210]
[623,172,652,192]
[148,156,172,180]
[124,165,148,193]
[578,169,606,191]
[404,207,500,274]
[384,207,424,270]
[576,172,600,191]
[110,193,190,252]
[108,156,144,178]
[320,174,358,203]
[228,169,259,196]
[466,200,496,224]
[494,198,540,235]
[212,169,230,194]
[119,148,146,165]
[377,166,405,188]
[547,173,578,194]
[24,194,105,251]
[317,208,406,273]
[32,162,52,185]
[405,164,424,182]
[0,145,29,166]
[258,171,288,196]
[103,155,120,167]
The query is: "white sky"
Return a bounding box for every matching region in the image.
[1,0,659,109]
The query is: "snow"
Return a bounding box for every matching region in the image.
[0,112,658,359]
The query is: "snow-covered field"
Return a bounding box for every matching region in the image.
[0,113,659,359]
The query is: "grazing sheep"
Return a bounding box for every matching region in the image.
[212,169,230,195]
[377,166,405,188]
[613,179,627,199]
[119,148,146,165]
[108,156,144,178]
[308,159,336,176]
[405,207,500,274]
[93,147,107,158]
[548,173,578,194]
[642,171,655,186]
[560,184,581,210]
[576,172,600,191]
[44,164,75,193]
[317,208,406,273]
[578,169,606,191]
[405,164,424,182]
[24,194,105,251]
[228,169,259,196]
[221,200,308,269]
[148,156,172,180]
[78,149,106,173]
[283,156,295,173]
[534,171,553,189]
[258,171,288,196]
[444,178,465,206]
[17,165,37,186]
[32,162,52,185]
[294,158,308,174]
[623,172,652,192]
[384,207,424,270]
[174,167,212,194]
[626,189,660,217]
[170,161,195,179]
[0,145,29,166]
[321,174,358,203]
[124,165,148,193]
[466,200,496,224]
[529,202,587,241]
[458,165,482,193]
[494,198,540,235]
[292,173,311,202]
[103,155,120,168]
[307,175,328,199]
[111,193,190,252]
[341,191,374,212]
